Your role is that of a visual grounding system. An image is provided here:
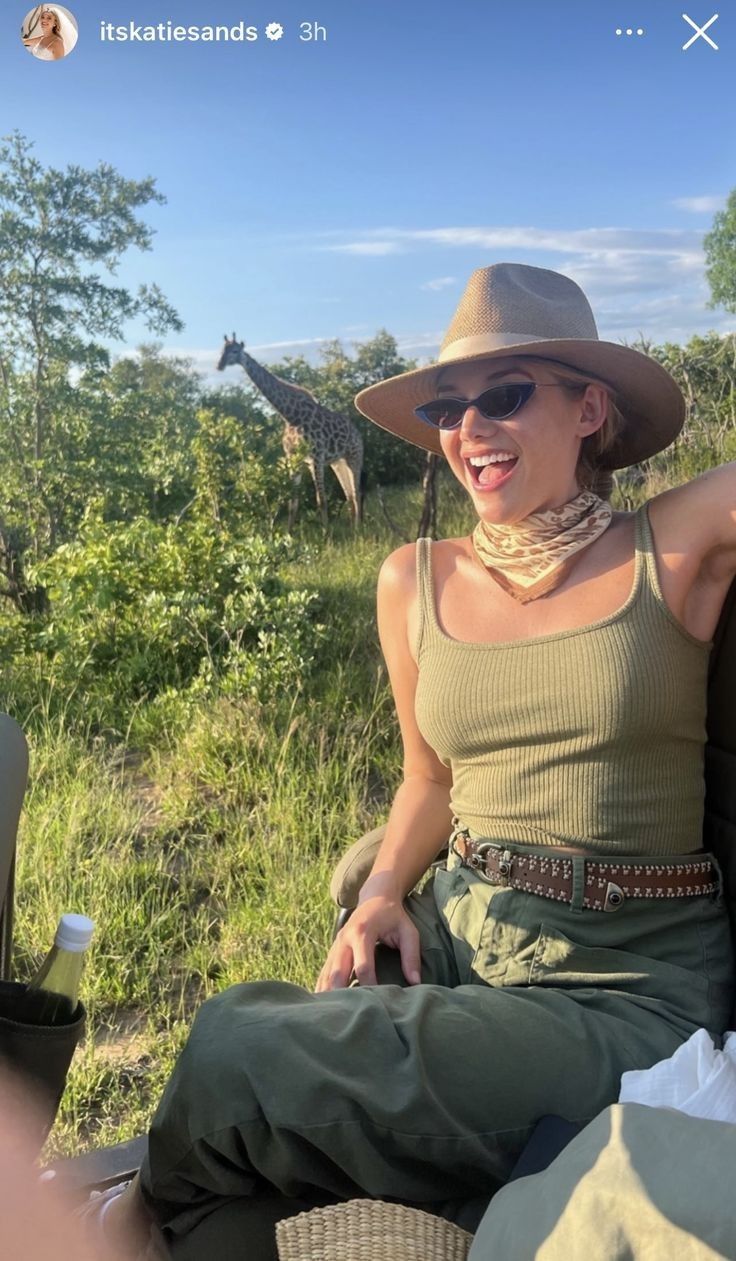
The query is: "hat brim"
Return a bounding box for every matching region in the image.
[354,339,685,469]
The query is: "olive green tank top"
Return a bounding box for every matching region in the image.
[414,503,712,855]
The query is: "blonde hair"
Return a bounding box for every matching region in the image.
[522,357,626,501]
[42,9,61,37]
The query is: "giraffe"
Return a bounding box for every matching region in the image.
[217,335,364,529]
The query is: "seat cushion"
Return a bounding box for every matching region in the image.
[469,1103,736,1260]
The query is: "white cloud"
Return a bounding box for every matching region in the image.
[330,240,402,256]
[671,196,725,214]
[396,331,443,357]
[248,337,334,353]
[421,276,457,292]
[560,250,703,299]
[323,224,704,262]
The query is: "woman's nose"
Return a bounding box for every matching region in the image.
[459,403,495,439]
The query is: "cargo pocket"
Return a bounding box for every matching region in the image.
[431,866,476,984]
[432,865,469,930]
[529,922,713,1028]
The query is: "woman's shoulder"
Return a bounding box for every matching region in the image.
[426,535,478,576]
[376,547,419,629]
[378,542,416,586]
[381,536,472,581]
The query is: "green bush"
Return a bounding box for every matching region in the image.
[192,407,290,532]
[17,517,324,732]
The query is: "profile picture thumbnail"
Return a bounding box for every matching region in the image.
[21,5,78,61]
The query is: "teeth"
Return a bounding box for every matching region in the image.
[468,453,516,467]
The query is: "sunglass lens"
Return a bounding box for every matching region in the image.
[476,383,535,419]
[416,400,464,429]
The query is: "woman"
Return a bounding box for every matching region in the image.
[93,264,736,1258]
[23,9,65,60]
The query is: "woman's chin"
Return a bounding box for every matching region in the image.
[467,471,523,523]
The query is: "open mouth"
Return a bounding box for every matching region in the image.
[466,456,519,491]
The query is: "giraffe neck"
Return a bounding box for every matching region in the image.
[238,350,312,424]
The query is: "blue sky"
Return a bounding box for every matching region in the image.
[3,1,735,378]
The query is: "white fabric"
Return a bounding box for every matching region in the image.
[50,8,78,53]
[619,1027,736,1123]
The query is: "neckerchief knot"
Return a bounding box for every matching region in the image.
[471,490,613,603]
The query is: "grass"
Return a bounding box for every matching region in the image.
[10,477,474,1158]
[16,689,383,1155]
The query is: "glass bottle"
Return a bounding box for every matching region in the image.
[27,913,94,1023]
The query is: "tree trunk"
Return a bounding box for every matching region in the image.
[0,524,49,615]
[417,453,440,539]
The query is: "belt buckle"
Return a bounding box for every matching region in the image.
[497,848,514,885]
[474,843,514,886]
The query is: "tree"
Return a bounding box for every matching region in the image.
[97,345,200,519]
[0,132,182,610]
[704,189,736,313]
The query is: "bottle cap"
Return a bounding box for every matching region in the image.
[54,914,95,953]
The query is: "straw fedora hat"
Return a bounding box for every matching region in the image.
[354,263,685,469]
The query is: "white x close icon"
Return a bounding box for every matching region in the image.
[682,13,719,50]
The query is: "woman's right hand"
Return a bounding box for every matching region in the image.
[315,891,421,992]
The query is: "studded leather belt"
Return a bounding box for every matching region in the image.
[451,833,720,912]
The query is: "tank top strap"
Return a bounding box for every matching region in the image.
[634,500,656,595]
[617,500,664,622]
[414,536,436,660]
[633,500,710,647]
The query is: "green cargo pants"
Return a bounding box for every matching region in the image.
[139,840,734,1257]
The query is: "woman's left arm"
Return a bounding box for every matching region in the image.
[670,462,736,583]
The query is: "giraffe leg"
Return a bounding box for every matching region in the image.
[351,449,365,528]
[306,458,329,528]
[342,437,365,528]
[287,468,303,532]
[330,458,361,528]
[283,429,305,532]
[352,437,365,528]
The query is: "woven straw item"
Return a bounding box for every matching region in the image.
[275,1199,473,1261]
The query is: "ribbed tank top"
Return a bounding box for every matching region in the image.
[414,503,712,855]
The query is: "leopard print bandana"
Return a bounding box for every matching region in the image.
[471,490,613,603]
